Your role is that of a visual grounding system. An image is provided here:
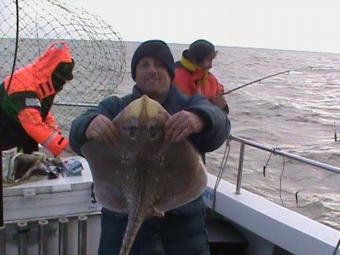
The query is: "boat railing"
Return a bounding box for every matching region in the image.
[229,134,340,194]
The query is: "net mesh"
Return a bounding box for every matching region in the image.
[0,0,126,132]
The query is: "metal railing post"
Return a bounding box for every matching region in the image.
[0,225,5,255]
[17,221,28,255]
[78,215,88,255]
[38,219,49,255]
[58,218,69,255]
[236,141,245,194]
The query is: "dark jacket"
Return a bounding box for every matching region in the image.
[70,85,230,155]
[69,85,231,255]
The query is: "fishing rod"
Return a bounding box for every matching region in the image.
[223,67,340,143]
[222,68,309,95]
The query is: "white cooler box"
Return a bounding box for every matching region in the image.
[3,156,101,222]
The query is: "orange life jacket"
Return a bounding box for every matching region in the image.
[174,61,224,99]
[2,41,73,156]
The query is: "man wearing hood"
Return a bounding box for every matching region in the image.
[0,41,75,156]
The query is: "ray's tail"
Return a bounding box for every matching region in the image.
[118,193,148,255]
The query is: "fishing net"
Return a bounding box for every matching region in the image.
[0,0,126,132]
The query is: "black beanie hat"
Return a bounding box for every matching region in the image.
[186,39,216,64]
[131,40,175,81]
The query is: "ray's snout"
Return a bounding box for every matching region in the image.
[127,95,163,122]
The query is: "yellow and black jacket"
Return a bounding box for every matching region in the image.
[174,56,224,100]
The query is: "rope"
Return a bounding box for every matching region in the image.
[7,0,20,91]
[212,139,231,212]
[0,0,20,229]
[279,157,286,207]
[262,146,279,177]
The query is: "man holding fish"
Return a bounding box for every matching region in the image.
[70,40,230,255]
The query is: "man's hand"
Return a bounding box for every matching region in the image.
[165,110,205,143]
[85,114,119,146]
[210,95,229,113]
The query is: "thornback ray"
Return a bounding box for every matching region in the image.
[81,95,207,255]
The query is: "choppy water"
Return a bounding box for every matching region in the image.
[2,40,339,231]
[117,42,340,231]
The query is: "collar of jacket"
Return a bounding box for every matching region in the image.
[132,85,179,110]
[180,55,201,72]
[180,56,209,86]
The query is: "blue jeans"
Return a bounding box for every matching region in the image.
[98,197,210,255]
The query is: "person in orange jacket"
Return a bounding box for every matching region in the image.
[0,41,75,157]
[174,39,229,113]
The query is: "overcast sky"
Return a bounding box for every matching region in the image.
[68,0,340,53]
